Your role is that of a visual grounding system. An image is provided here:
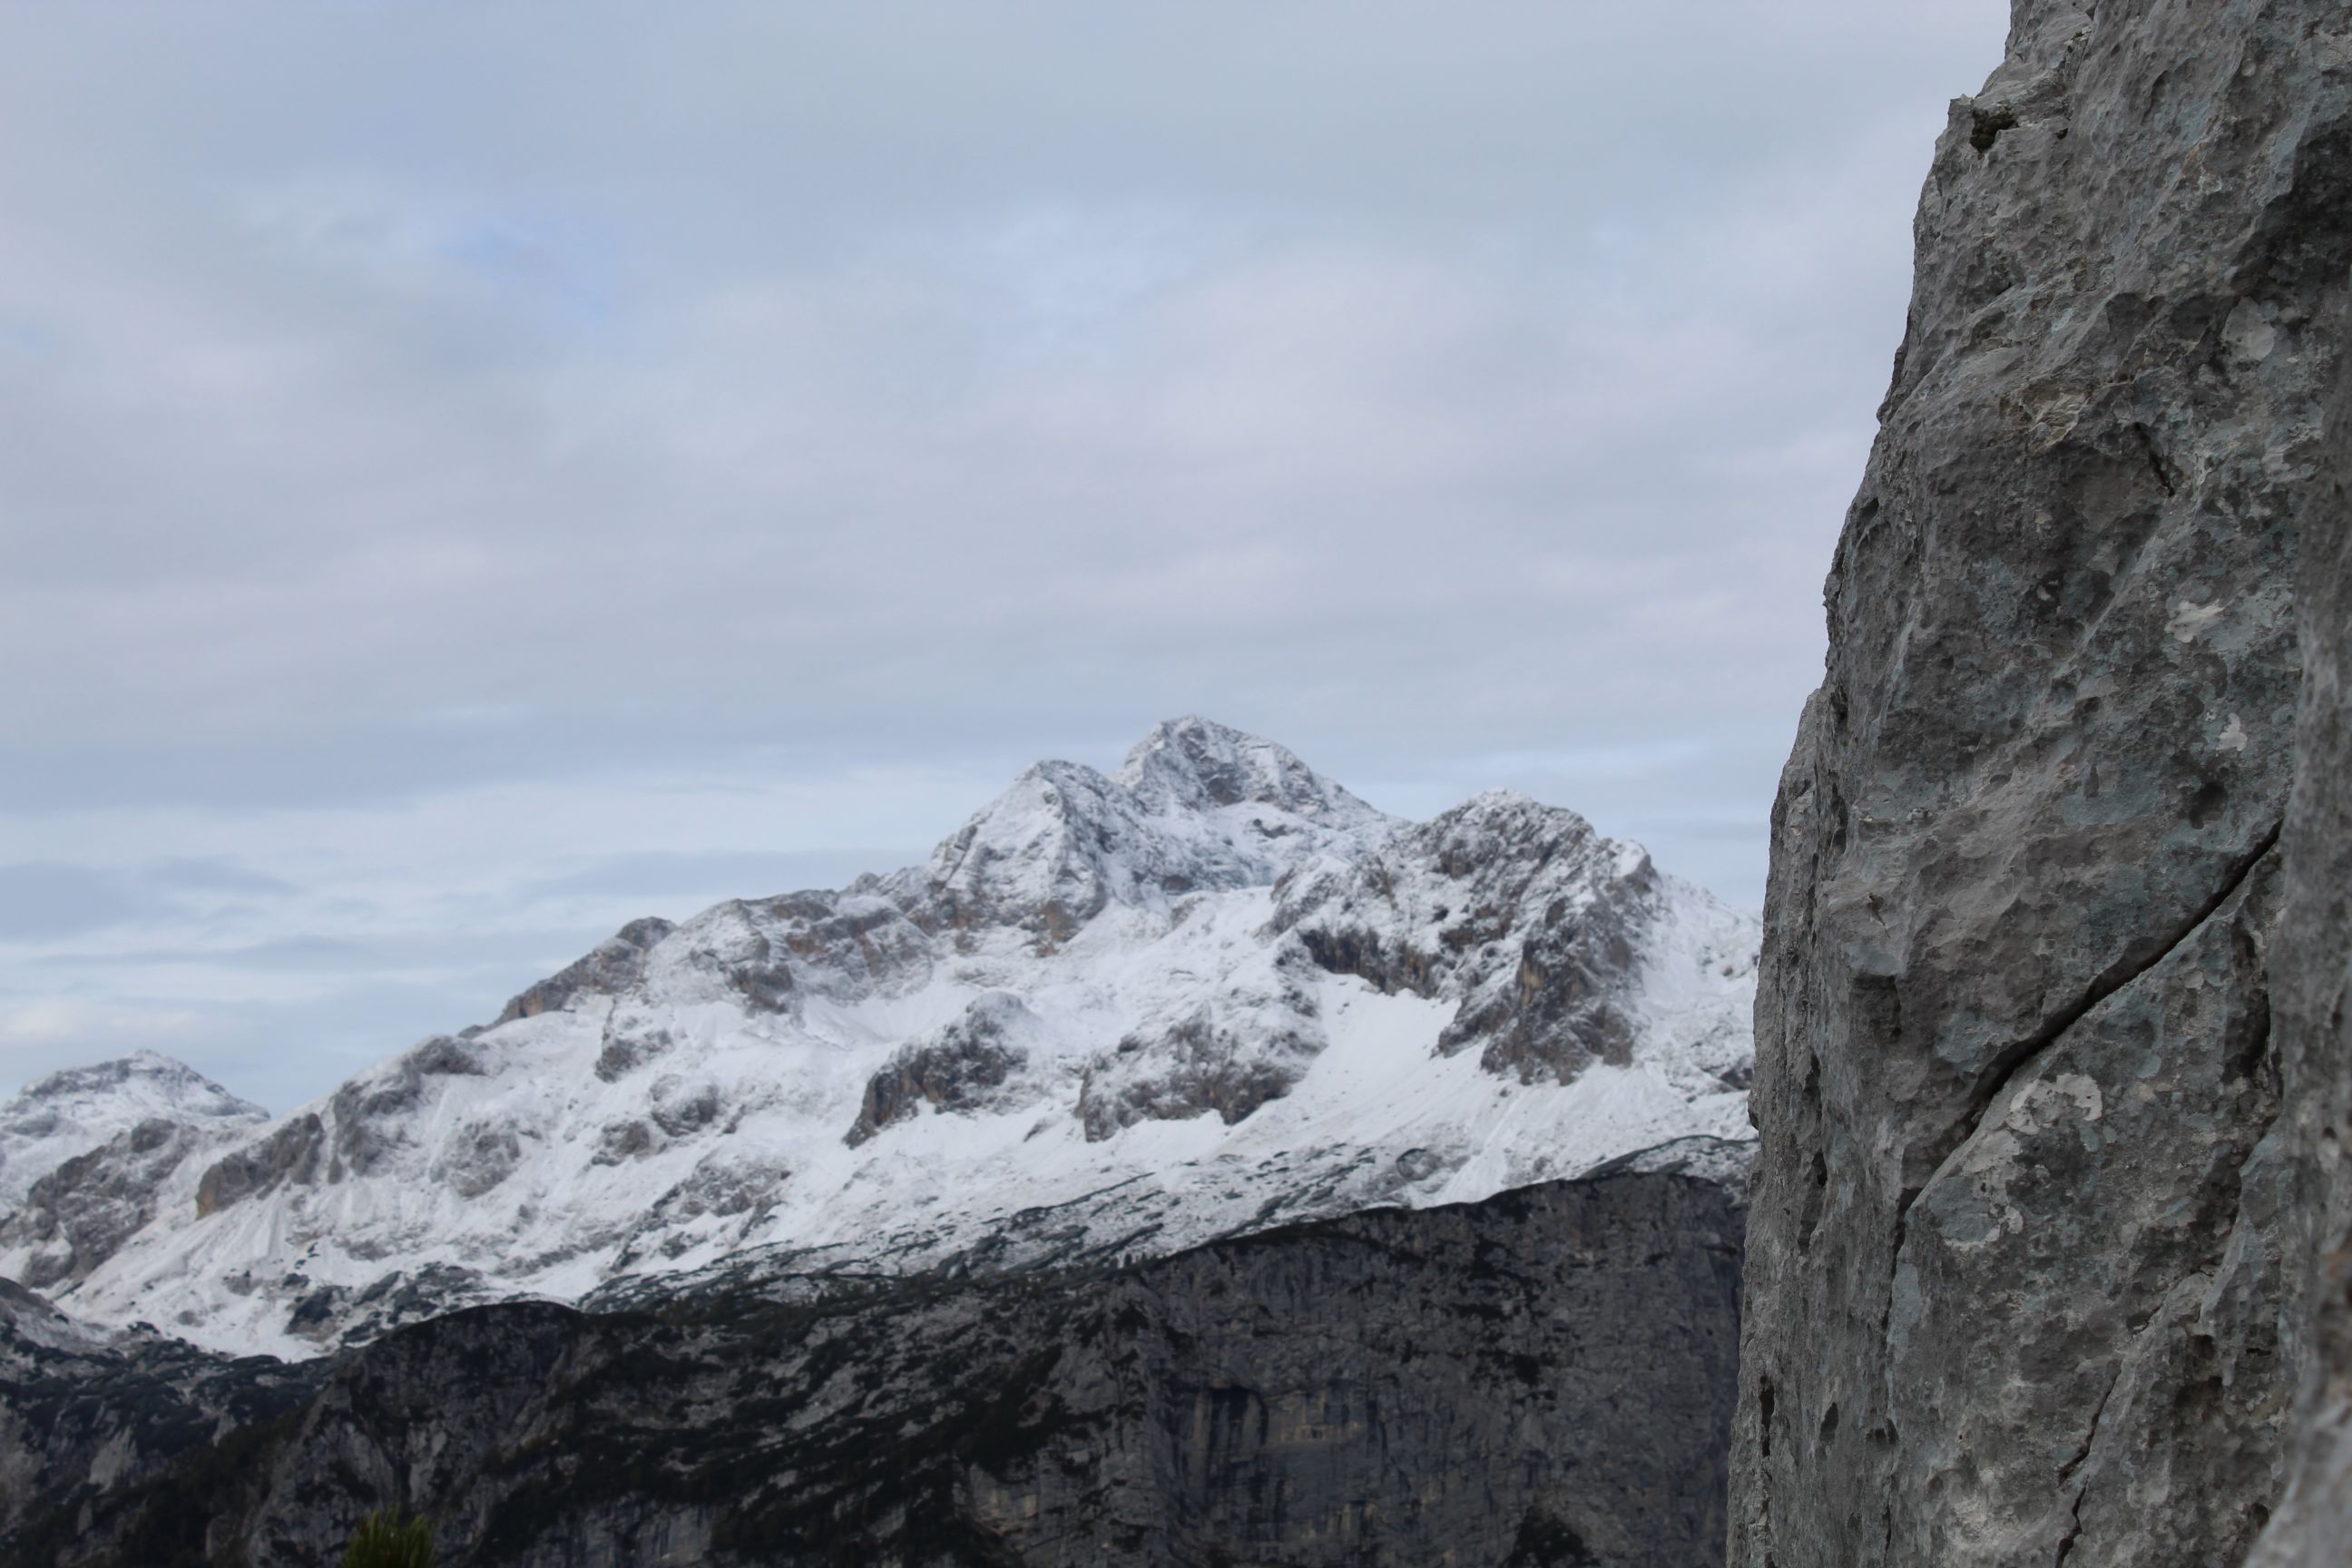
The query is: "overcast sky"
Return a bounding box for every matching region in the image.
[0,2,2009,1112]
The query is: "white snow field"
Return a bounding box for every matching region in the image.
[0,720,1757,1357]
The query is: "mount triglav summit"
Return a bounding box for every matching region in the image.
[0,719,1756,1359]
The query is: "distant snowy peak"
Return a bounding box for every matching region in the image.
[0,1053,267,1210]
[5,719,1762,1360]
[5,1052,265,1132]
[0,1054,272,1292]
[1273,789,1728,1084]
[891,717,1391,950]
[1115,716,1384,828]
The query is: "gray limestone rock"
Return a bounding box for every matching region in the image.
[193,1112,325,1219]
[492,916,675,1024]
[1732,3,2352,1564]
[1076,1008,1316,1142]
[847,992,1039,1146]
[15,1171,1742,1568]
[2246,273,2352,1563]
[1075,950,1326,1141]
[0,1280,320,1543]
[1276,791,1681,1085]
[0,1119,208,1289]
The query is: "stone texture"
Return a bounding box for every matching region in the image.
[0,1280,318,1544]
[16,1171,1742,1568]
[1276,791,1681,1085]
[848,992,1039,1146]
[1075,949,1327,1142]
[492,916,675,1024]
[2247,292,2352,1562]
[1732,3,2352,1565]
[0,1120,210,1289]
[192,1112,324,1219]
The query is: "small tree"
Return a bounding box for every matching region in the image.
[340,1507,434,1568]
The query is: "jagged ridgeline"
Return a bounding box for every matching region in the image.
[0,718,1762,1564]
[1731,2,2352,1565]
[0,719,1754,1358]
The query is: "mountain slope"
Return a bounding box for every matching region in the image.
[2,719,1757,1357]
[22,1171,1745,1568]
[0,1052,267,1211]
[0,1054,270,1295]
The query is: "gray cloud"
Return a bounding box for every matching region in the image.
[0,856,299,941]
[0,2,2011,1106]
[142,858,300,897]
[0,864,145,940]
[520,848,921,905]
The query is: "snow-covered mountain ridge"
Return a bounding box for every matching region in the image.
[0,719,1758,1357]
[0,1054,268,1212]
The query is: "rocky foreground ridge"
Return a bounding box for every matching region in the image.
[2,1168,1744,1568]
[0,718,1757,1360]
[1732,1,2352,1563]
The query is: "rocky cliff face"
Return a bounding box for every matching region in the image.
[2247,285,2352,1563]
[1733,3,2352,1563]
[12,1169,1744,1568]
[0,1279,316,1545]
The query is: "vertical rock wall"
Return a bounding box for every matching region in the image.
[2248,348,2352,1562]
[1731,3,2352,1563]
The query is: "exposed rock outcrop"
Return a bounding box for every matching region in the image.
[193,1112,323,1219]
[1273,791,1743,1085]
[0,1279,319,1543]
[1733,4,2352,1564]
[1074,946,1328,1142]
[12,1171,1744,1568]
[2248,286,2352,1562]
[0,1120,211,1289]
[492,916,675,1024]
[847,992,1039,1146]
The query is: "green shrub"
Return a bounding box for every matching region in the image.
[340,1507,435,1568]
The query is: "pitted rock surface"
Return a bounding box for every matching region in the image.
[2246,245,2352,1563]
[1732,4,2352,1565]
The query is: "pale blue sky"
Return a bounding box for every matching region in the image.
[0,2,2010,1110]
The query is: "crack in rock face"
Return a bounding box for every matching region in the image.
[1732,3,2352,1565]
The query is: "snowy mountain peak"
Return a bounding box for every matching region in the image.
[1,725,1759,1360]
[1116,716,1381,828]
[12,1050,256,1112]
[906,721,1390,948]
[0,1054,272,1291]
[0,1054,267,1208]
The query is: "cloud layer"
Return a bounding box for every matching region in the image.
[0,2,2008,1108]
